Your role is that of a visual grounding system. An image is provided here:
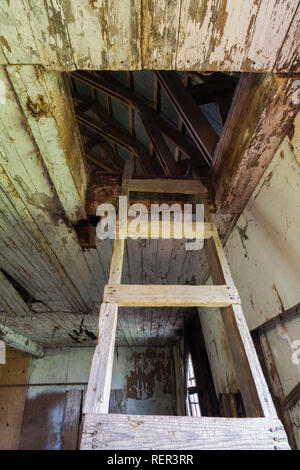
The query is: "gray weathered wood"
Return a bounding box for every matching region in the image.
[81,414,290,450]
[83,303,118,414]
[0,322,44,357]
[104,284,240,307]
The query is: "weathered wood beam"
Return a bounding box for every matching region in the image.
[175,72,188,161]
[212,73,300,213]
[0,322,44,357]
[83,303,118,414]
[104,284,240,307]
[194,180,277,418]
[156,71,219,165]
[80,125,124,170]
[83,161,133,415]
[138,105,181,175]
[71,71,202,164]
[81,414,289,450]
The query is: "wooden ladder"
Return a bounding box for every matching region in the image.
[80,161,289,450]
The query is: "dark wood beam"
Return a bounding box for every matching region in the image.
[175,72,188,162]
[71,71,203,166]
[212,73,300,213]
[138,104,180,175]
[80,125,124,171]
[75,106,154,174]
[155,71,219,165]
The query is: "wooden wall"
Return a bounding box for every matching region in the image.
[0,346,177,449]
[0,349,31,450]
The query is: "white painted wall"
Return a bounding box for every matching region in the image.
[224,113,300,446]
[199,111,300,447]
[22,345,176,448]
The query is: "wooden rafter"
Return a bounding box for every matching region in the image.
[175,72,188,162]
[71,70,204,171]
[155,71,219,165]
[75,71,180,175]
[75,105,153,174]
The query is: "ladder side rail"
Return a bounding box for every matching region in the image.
[194,175,277,418]
[83,159,134,414]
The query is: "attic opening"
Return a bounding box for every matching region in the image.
[69,70,239,246]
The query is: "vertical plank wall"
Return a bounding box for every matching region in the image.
[0,349,31,449]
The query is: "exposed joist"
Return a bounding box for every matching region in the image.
[103,284,240,307]
[71,71,203,166]
[156,71,219,165]
[84,147,120,174]
[83,303,118,414]
[80,125,124,171]
[138,105,180,175]
[76,110,153,174]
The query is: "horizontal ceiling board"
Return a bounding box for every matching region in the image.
[0,0,298,71]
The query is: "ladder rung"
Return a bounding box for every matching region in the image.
[123,178,207,195]
[103,284,241,307]
[115,220,216,239]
